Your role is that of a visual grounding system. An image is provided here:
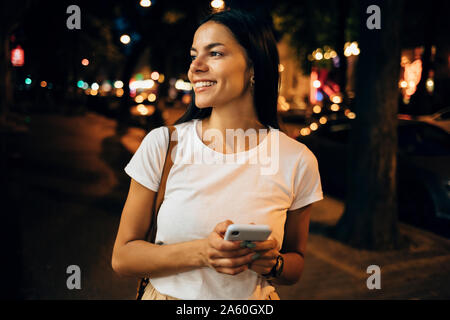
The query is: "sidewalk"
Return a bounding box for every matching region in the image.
[275,197,450,299]
[120,113,450,300]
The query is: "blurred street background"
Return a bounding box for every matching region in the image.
[1,0,449,299]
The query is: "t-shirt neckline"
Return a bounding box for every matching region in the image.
[192,118,272,159]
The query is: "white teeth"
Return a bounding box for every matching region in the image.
[195,81,217,88]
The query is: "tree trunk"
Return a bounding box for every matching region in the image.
[336,0,349,102]
[0,31,13,124]
[334,0,404,250]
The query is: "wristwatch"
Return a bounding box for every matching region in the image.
[262,255,284,281]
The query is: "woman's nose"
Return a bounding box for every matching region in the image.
[190,57,208,73]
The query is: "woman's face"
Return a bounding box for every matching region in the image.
[188,21,253,109]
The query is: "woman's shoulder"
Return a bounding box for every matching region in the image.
[274,128,308,155]
[143,119,195,147]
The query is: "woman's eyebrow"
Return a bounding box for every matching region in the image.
[190,42,225,52]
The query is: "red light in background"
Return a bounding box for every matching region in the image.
[11,45,24,67]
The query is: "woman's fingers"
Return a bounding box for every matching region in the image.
[209,247,252,259]
[248,238,278,251]
[214,264,249,276]
[209,253,254,269]
[213,220,234,236]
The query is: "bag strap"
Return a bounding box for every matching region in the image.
[146,125,178,243]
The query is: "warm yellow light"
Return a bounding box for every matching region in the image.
[158,74,165,83]
[300,128,311,136]
[313,80,321,88]
[426,78,434,93]
[279,64,285,72]
[135,95,144,103]
[140,0,151,7]
[137,104,148,115]
[319,116,327,124]
[114,80,124,89]
[332,95,342,104]
[120,34,131,44]
[314,52,323,60]
[313,105,322,113]
[324,52,330,59]
[175,80,192,91]
[81,58,89,66]
[211,0,225,9]
[151,71,160,81]
[400,80,408,88]
[331,104,340,111]
[40,81,47,88]
[116,88,124,97]
[148,93,156,102]
[330,51,337,58]
[310,123,318,131]
[130,80,155,90]
[90,89,98,96]
[347,112,356,119]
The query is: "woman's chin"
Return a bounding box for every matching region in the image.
[195,101,214,109]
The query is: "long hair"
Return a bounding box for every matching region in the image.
[173,9,283,131]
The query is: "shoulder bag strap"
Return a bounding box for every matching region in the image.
[146,125,177,243]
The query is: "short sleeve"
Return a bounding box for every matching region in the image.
[124,126,169,192]
[288,146,324,211]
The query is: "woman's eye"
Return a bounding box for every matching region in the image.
[211,51,222,57]
[190,55,196,61]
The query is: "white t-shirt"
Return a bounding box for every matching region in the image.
[124,118,323,299]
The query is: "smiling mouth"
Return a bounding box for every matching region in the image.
[194,81,217,91]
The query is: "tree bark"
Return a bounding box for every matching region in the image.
[334,0,404,250]
[0,31,13,124]
[336,0,349,102]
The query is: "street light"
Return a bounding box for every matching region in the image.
[211,0,225,10]
[120,34,131,45]
[140,0,151,7]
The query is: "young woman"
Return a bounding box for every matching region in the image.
[112,9,323,300]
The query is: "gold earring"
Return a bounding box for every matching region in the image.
[250,75,255,87]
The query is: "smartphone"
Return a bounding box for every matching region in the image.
[224,224,271,242]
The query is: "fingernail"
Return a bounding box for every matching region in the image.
[240,241,249,248]
[251,253,260,261]
[246,242,256,248]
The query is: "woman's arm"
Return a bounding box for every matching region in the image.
[273,204,311,285]
[112,179,254,278]
[111,178,207,278]
[248,204,312,285]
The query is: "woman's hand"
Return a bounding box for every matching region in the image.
[203,220,256,275]
[247,237,280,276]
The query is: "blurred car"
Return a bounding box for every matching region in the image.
[297,118,450,230]
[416,107,450,133]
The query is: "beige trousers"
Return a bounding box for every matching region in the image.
[142,281,280,300]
